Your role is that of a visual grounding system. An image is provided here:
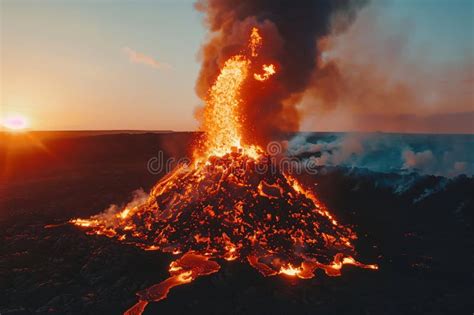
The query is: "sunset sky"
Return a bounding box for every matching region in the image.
[1,0,473,132]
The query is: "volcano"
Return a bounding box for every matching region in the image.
[71,28,377,314]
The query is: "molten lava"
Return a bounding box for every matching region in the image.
[71,28,377,314]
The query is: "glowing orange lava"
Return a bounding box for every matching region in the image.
[70,28,377,314]
[249,27,262,57]
[254,64,276,81]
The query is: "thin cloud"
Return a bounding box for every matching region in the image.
[122,47,171,70]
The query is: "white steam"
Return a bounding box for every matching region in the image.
[285,133,473,178]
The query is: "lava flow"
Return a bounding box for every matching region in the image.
[71,28,377,314]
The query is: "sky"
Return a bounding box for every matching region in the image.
[1,0,473,132]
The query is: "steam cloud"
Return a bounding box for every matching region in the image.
[195,0,367,146]
[285,133,474,178]
[91,189,149,226]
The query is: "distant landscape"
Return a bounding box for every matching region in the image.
[1,131,472,314]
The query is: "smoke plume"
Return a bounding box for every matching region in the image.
[195,0,367,146]
[301,5,474,133]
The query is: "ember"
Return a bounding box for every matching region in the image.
[71,28,377,314]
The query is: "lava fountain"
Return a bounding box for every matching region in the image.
[71,28,377,314]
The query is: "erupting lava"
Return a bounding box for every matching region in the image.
[71,28,377,314]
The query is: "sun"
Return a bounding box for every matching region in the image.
[1,114,29,131]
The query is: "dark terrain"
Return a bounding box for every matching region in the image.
[1,131,473,314]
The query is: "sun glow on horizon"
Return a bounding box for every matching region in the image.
[1,114,29,131]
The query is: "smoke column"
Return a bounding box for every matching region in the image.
[195,0,367,146]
